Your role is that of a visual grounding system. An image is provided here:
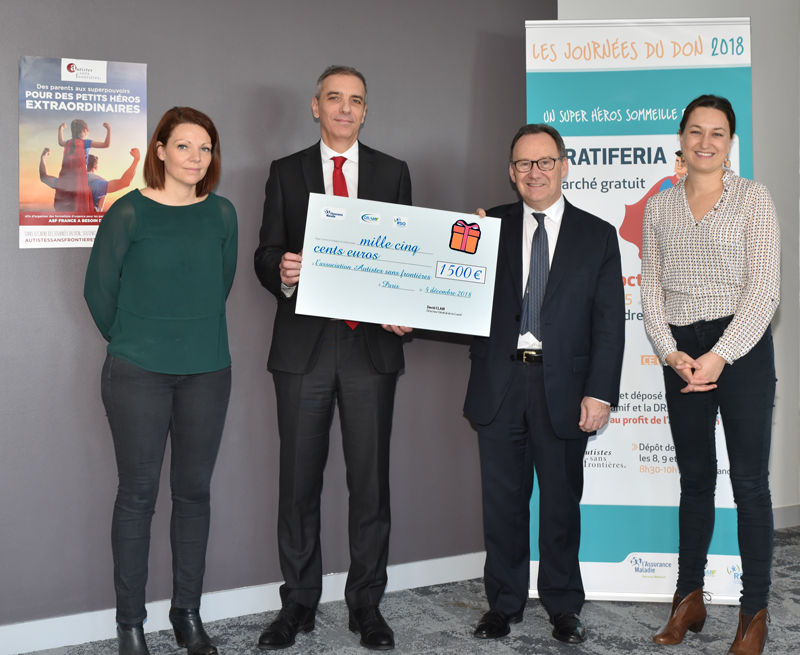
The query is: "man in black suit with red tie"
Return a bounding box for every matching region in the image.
[465,124,624,644]
[254,65,411,651]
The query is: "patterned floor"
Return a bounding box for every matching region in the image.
[24,527,800,654]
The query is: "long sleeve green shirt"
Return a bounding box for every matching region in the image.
[84,190,238,374]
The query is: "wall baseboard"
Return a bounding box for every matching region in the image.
[774,504,800,529]
[6,508,798,654]
[3,552,486,655]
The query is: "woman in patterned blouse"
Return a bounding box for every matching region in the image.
[641,95,780,655]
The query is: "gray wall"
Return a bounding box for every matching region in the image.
[0,0,556,626]
[559,1,800,522]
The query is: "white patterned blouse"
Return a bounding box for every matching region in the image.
[641,171,780,365]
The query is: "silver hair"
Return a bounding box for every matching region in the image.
[315,65,367,100]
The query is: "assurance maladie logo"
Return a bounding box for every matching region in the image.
[321,207,346,220]
[627,555,672,575]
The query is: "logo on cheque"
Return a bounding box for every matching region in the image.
[321,207,345,220]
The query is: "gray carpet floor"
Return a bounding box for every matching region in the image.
[25,527,800,654]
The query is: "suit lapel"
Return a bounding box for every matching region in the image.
[543,198,579,305]
[357,142,375,200]
[301,142,325,195]
[503,202,524,305]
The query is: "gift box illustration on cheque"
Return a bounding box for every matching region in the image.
[449,219,481,254]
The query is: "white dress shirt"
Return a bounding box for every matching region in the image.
[517,195,564,350]
[320,139,359,197]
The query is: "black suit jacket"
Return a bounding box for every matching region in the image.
[464,198,625,439]
[254,141,412,375]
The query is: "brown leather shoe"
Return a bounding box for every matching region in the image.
[728,608,769,655]
[653,589,706,645]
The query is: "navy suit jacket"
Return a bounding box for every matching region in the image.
[464,198,625,439]
[254,141,412,375]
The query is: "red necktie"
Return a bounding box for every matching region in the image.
[332,156,348,198]
[333,156,359,330]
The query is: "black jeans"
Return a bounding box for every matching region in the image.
[101,355,231,624]
[664,317,775,614]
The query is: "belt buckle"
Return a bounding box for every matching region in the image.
[523,350,540,363]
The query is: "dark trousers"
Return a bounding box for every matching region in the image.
[101,355,231,624]
[272,321,397,610]
[664,318,775,614]
[477,360,588,618]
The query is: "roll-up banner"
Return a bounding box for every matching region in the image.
[525,18,752,603]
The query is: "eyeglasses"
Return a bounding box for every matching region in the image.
[511,157,564,172]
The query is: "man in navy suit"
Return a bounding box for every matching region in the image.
[254,65,411,651]
[465,124,624,644]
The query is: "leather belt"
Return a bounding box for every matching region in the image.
[516,349,543,363]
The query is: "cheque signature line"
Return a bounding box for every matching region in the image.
[316,238,357,245]
[380,259,431,268]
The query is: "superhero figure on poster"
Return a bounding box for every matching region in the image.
[618,150,687,258]
[40,146,140,212]
[53,119,111,212]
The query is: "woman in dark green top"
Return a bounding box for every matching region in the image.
[85,108,236,655]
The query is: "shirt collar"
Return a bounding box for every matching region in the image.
[677,171,734,214]
[320,139,359,163]
[721,170,734,187]
[523,194,565,224]
[678,169,735,190]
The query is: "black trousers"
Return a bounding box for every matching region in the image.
[665,317,775,614]
[101,355,231,624]
[272,321,398,610]
[477,360,588,618]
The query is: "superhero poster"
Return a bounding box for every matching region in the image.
[19,56,147,248]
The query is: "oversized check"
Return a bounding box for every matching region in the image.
[295,193,501,336]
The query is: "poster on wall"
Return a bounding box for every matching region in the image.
[18,56,147,248]
[525,18,752,603]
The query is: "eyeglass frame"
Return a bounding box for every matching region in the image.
[510,156,564,173]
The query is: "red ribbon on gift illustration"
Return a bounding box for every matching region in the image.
[456,220,479,250]
[450,219,482,254]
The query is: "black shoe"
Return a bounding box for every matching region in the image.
[348,605,395,650]
[257,602,315,650]
[169,608,218,655]
[550,612,586,643]
[473,609,522,639]
[117,622,150,655]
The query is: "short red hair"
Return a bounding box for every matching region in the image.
[143,107,221,196]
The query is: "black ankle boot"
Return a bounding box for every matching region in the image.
[117,622,150,655]
[169,607,218,655]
